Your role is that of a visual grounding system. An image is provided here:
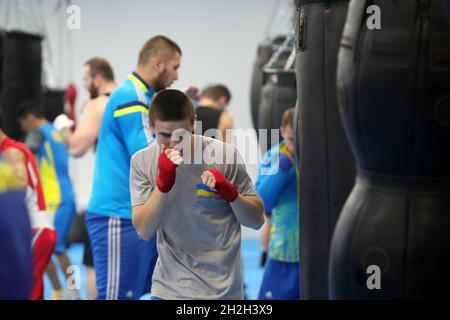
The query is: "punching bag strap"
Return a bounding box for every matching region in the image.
[294,0,306,53]
[356,167,450,194]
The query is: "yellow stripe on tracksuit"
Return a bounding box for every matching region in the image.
[113,105,148,118]
[128,74,148,93]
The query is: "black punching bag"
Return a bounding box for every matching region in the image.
[1,31,42,140]
[0,33,4,94]
[294,0,354,299]
[250,36,288,133]
[258,70,297,150]
[250,41,275,132]
[329,0,450,299]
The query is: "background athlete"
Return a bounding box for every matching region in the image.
[0,114,56,300]
[18,102,77,300]
[54,57,117,299]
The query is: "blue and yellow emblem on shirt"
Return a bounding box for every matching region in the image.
[196,184,218,198]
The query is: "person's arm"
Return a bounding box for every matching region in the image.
[132,187,168,240]
[256,153,295,212]
[260,214,271,267]
[218,111,233,143]
[201,166,264,230]
[230,193,264,230]
[183,85,200,108]
[183,85,200,101]
[64,98,105,157]
[3,148,28,189]
[131,148,181,240]
[261,214,271,249]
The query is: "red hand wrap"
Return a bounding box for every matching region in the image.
[210,169,238,202]
[156,149,178,193]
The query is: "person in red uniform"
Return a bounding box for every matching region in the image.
[0,115,56,300]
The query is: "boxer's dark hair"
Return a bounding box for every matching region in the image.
[149,89,195,126]
[17,101,44,119]
[200,84,231,103]
[0,112,4,130]
[138,35,181,65]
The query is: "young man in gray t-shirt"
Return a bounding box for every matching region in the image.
[130,89,264,300]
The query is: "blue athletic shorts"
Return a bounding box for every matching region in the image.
[53,201,76,254]
[86,212,158,300]
[258,258,300,300]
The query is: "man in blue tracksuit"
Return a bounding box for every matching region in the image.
[86,35,182,300]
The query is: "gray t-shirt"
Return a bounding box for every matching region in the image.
[130,135,256,300]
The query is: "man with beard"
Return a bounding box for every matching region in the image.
[57,57,117,156]
[85,35,181,300]
[55,57,116,299]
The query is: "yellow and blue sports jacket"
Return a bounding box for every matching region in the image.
[35,123,75,213]
[256,141,299,263]
[87,72,155,219]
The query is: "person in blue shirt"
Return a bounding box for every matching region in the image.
[17,101,77,299]
[86,35,182,300]
[256,108,300,300]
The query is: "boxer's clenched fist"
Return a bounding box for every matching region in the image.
[166,148,183,165]
[201,169,238,202]
[156,148,183,192]
[201,170,218,192]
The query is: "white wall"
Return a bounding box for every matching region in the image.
[2,0,293,237]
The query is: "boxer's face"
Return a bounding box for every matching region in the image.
[280,125,294,155]
[18,114,37,133]
[153,52,181,92]
[152,119,193,150]
[82,65,98,99]
[217,96,229,111]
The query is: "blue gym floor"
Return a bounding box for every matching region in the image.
[44,238,264,300]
